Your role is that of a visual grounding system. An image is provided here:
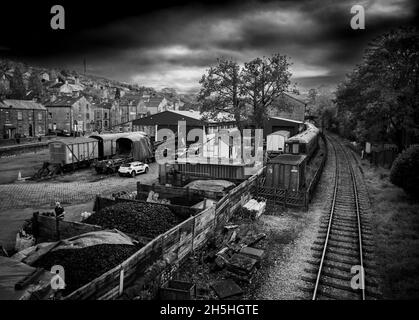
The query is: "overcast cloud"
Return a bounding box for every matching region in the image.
[1,0,418,93]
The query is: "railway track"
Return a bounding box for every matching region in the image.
[302,134,379,300]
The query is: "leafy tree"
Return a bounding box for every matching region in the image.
[241,54,295,128]
[9,66,26,99]
[198,58,244,129]
[390,145,419,197]
[335,27,419,150]
[306,86,336,130]
[0,78,10,98]
[28,72,44,98]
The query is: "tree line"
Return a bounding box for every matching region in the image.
[0,61,45,100]
[334,27,419,151]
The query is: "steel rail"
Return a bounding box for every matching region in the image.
[312,135,366,300]
[341,142,366,300]
[312,138,338,300]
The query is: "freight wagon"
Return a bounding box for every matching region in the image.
[48,132,153,169]
[49,137,99,167]
[265,154,307,191]
[284,122,319,161]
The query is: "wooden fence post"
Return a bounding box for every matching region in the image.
[284,190,287,209]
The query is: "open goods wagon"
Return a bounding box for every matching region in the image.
[284,122,319,160]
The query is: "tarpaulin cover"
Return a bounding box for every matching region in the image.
[184,180,236,193]
[12,229,135,266]
[0,256,53,300]
[116,133,153,161]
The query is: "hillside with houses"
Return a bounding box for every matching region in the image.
[0,59,199,139]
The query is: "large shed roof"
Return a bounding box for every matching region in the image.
[1,99,46,111]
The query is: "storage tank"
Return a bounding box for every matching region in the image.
[265,154,307,191]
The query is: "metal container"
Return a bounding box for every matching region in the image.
[267,130,290,153]
[160,280,196,300]
[265,154,307,191]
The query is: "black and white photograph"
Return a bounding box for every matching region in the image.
[0,0,418,308]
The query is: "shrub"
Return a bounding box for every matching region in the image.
[390,146,419,197]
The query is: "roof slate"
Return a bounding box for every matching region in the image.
[1,99,46,110]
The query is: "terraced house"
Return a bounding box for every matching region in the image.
[0,99,47,139]
[44,96,94,135]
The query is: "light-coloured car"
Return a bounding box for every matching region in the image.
[118,161,149,177]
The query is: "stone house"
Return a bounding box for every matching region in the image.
[0,99,47,139]
[44,96,94,134]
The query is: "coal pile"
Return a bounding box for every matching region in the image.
[84,202,179,239]
[33,244,138,295]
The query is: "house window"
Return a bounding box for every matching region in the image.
[86,113,90,120]
[38,112,43,121]
[17,111,23,120]
[5,111,10,122]
[48,112,53,120]
[29,113,32,121]
[104,112,108,119]
[66,112,70,120]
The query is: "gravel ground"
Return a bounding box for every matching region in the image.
[173,139,335,300]
[247,138,336,300]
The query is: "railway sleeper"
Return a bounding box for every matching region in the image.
[303,273,361,294]
[314,283,362,300]
[318,225,374,237]
[312,252,377,269]
[303,268,379,288]
[313,240,374,254]
[307,257,379,277]
[317,227,374,240]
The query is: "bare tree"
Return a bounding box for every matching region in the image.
[241,54,295,128]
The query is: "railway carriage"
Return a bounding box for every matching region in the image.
[284,122,320,160]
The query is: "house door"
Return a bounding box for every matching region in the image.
[7,128,16,139]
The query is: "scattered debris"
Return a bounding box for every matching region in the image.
[226,253,259,283]
[211,279,243,299]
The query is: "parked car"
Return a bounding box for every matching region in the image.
[55,129,71,137]
[118,161,149,177]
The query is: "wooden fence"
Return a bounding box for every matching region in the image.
[63,167,263,300]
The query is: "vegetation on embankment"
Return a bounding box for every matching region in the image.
[363,161,419,299]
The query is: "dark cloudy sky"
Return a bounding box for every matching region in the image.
[0,0,418,93]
